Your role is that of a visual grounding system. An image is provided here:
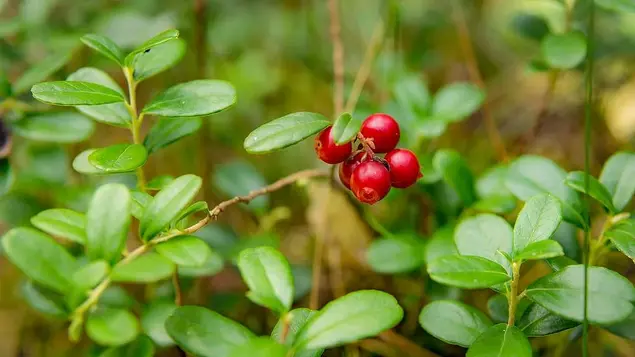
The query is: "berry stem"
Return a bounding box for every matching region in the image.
[356,132,375,157]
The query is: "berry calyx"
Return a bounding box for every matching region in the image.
[350,160,391,204]
[385,149,421,188]
[338,152,366,189]
[360,113,400,153]
[314,126,352,164]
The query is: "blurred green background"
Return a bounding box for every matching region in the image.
[1,0,635,356]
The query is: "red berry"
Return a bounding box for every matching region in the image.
[338,152,366,189]
[350,160,391,204]
[360,113,400,153]
[315,126,352,164]
[385,149,421,188]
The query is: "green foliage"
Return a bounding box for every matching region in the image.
[541,32,587,69]
[331,112,361,144]
[86,184,131,264]
[599,151,635,212]
[31,208,86,244]
[86,308,139,346]
[111,253,175,283]
[366,234,424,274]
[419,300,492,347]
[155,235,212,267]
[31,81,126,105]
[466,324,531,357]
[143,117,202,154]
[12,112,95,143]
[427,255,511,289]
[141,80,236,117]
[243,112,331,154]
[88,144,148,173]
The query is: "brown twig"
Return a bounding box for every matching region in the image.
[344,20,385,114]
[193,0,208,78]
[450,0,508,162]
[328,0,345,115]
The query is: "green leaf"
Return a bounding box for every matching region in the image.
[140,174,202,240]
[81,34,125,65]
[125,29,180,67]
[111,253,175,283]
[466,324,531,357]
[132,39,186,82]
[545,256,577,272]
[515,240,564,261]
[143,117,202,154]
[13,51,71,94]
[31,81,126,106]
[142,80,236,117]
[486,294,530,324]
[424,225,458,263]
[229,338,289,357]
[30,208,86,244]
[21,281,67,318]
[72,149,106,175]
[472,196,517,214]
[177,250,224,277]
[366,235,424,274]
[72,260,109,290]
[131,191,152,219]
[604,219,635,261]
[1,227,76,292]
[146,175,174,191]
[513,194,562,255]
[427,255,511,289]
[88,144,148,173]
[596,0,635,12]
[525,265,635,324]
[237,247,294,313]
[173,201,208,227]
[67,67,131,127]
[455,214,513,273]
[433,149,476,206]
[294,290,403,350]
[155,236,211,267]
[331,113,361,145]
[512,13,550,41]
[0,159,12,195]
[99,336,155,357]
[419,300,492,347]
[477,165,513,198]
[565,171,617,213]
[541,32,587,70]
[214,160,269,213]
[141,300,176,347]
[13,112,95,143]
[244,112,331,154]
[605,310,635,341]
[271,309,323,357]
[86,183,131,264]
[165,305,255,357]
[517,302,579,337]
[393,74,430,118]
[599,151,635,212]
[506,155,585,228]
[86,308,139,346]
[432,82,485,122]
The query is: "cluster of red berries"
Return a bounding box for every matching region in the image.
[315,113,422,204]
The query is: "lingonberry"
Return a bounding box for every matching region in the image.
[385,149,421,188]
[350,160,391,204]
[314,126,352,164]
[338,152,366,189]
[360,113,400,153]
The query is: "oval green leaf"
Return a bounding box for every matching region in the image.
[13,112,95,143]
[237,247,294,313]
[229,337,288,357]
[433,149,476,206]
[517,302,579,337]
[86,308,139,346]
[73,149,106,175]
[513,194,562,254]
[294,290,403,350]
[424,225,458,263]
[72,260,109,291]
[541,32,587,70]
[86,183,131,264]
[165,305,255,357]
[99,336,155,357]
[331,112,361,145]
[141,300,177,347]
[131,190,153,219]
[142,80,236,117]
[525,265,635,324]
[486,294,531,324]
[125,29,180,66]
[214,160,269,213]
[177,250,224,277]
[432,82,485,122]
[143,117,202,154]
[132,39,186,82]
[515,240,564,261]
[31,81,125,106]
[243,112,331,154]
[455,214,512,273]
[88,144,148,173]
[366,235,424,274]
[31,208,86,244]
[81,34,125,66]
[21,281,68,318]
[419,300,492,347]
[604,219,635,261]
[155,235,211,267]
[1,227,76,292]
[427,255,511,289]
[599,151,635,212]
[139,174,202,240]
[596,0,635,12]
[111,252,175,283]
[466,324,531,357]
[271,309,322,357]
[13,50,72,94]
[565,171,617,213]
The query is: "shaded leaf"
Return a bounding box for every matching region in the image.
[155,235,212,267]
[214,160,268,213]
[86,183,131,264]
[599,151,635,212]
[466,324,531,357]
[141,301,176,347]
[433,149,476,206]
[111,253,175,283]
[517,302,579,337]
[604,219,635,261]
[142,80,236,117]
[244,112,330,154]
[331,113,361,145]
[86,308,139,346]
[432,82,485,122]
[419,300,492,347]
[366,235,424,274]
[143,117,202,154]
[13,51,71,94]
[542,32,587,69]
[81,34,125,65]
[99,336,155,357]
[13,112,95,143]
[271,309,323,357]
[565,171,617,213]
[31,208,86,244]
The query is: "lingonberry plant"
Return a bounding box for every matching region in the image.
[1,0,635,356]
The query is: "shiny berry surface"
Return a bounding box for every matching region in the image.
[360,113,400,153]
[314,126,352,164]
[350,160,391,204]
[338,152,366,189]
[385,149,421,188]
